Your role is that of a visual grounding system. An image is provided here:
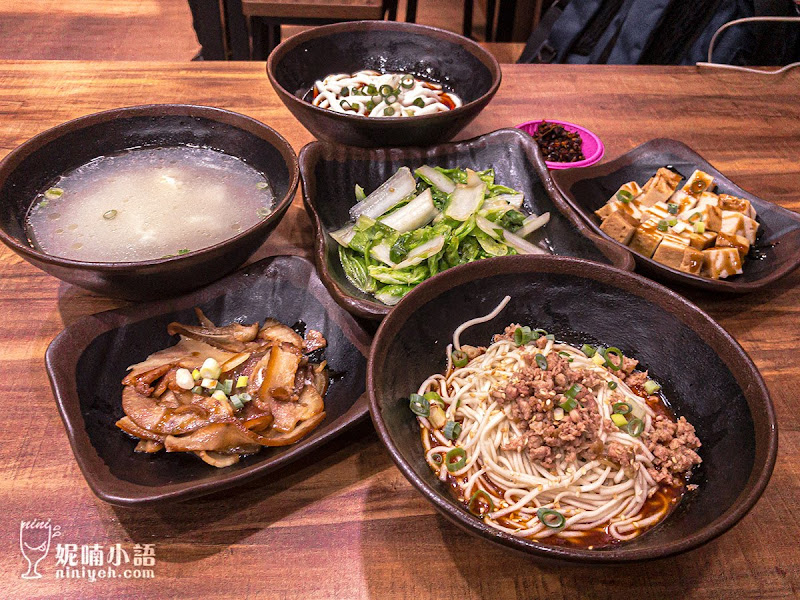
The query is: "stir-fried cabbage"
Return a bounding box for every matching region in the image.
[334,166,551,304]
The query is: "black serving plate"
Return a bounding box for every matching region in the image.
[368,254,777,562]
[552,138,800,293]
[300,128,634,320]
[45,255,371,506]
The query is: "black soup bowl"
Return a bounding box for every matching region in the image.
[267,21,501,147]
[0,104,299,301]
[368,254,777,562]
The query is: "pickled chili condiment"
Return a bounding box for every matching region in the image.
[532,121,585,163]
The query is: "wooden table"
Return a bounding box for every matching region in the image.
[1,61,798,599]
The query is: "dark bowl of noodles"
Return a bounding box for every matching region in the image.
[0,104,299,301]
[266,21,501,147]
[367,254,777,562]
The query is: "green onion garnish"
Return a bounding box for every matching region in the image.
[534,353,548,370]
[564,383,582,399]
[238,392,252,403]
[412,97,425,108]
[365,84,377,95]
[340,100,352,111]
[545,334,555,341]
[431,453,443,464]
[385,94,398,105]
[340,87,350,96]
[616,190,633,204]
[230,395,244,410]
[657,219,669,232]
[365,100,375,111]
[612,402,632,415]
[191,385,203,395]
[604,347,623,371]
[559,398,578,412]
[537,508,566,530]
[514,326,533,346]
[611,413,628,427]
[443,421,462,440]
[379,84,394,97]
[694,222,706,233]
[451,350,469,368]
[644,380,661,394]
[44,187,64,200]
[688,212,702,223]
[400,74,415,89]
[468,489,494,516]
[256,181,269,190]
[384,107,395,116]
[607,381,617,390]
[581,344,596,357]
[177,248,190,255]
[667,203,679,215]
[256,206,271,218]
[236,375,248,388]
[445,447,467,472]
[533,329,548,339]
[424,391,444,407]
[103,209,118,220]
[409,393,430,417]
[626,417,644,437]
[668,217,678,226]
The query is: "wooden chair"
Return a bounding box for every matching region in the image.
[242,0,401,59]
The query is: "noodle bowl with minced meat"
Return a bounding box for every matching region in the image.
[410,296,702,548]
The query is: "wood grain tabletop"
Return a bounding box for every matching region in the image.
[0,61,798,599]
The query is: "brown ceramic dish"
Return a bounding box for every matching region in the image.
[266,20,501,147]
[552,138,800,293]
[368,254,777,563]
[45,255,371,506]
[0,104,299,301]
[299,128,635,320]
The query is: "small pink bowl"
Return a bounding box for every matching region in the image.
[515,119,604,170]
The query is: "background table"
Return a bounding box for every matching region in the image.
[0,61,798,599]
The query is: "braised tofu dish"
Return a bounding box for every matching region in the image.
[596,167,759,280]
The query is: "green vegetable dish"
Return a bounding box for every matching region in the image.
[331,166,551,305]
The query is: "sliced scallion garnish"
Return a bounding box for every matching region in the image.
[657,219,669,232]
[451,350,469,368]
[581,344,596,357]
[611,413,628,427]
[534,353,548,370]
[384,107,396,117]
[424,391,444,408]
[626,417,644,437]
[412,97,425,108]
[667,203,679,215]
[537,508,566,530]
[644,380,661,394]
[409,393,430,417]
[615,190,633,204]
[612,402,632,415]
[564,383,582,399]
[103,209,117,220]
[514,326,533,346]
[400,74,415,89]
[468,489,494,516]
[445,447,467,472]
[44,187,64,200]
[607,381,618,390]
[559,397,578,412]
[604,347,623,371]
[177,248,190,255]
[443,421,462,440]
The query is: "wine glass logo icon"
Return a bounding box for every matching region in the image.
[19,518,61,579]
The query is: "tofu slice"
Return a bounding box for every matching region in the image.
[696,191,719,209]
[643,202,672,222]
[701,247,743,279]
[715,231,750,258]
[607,181,643,205]
[720,210,759,244]
[629,221,665,258]
[652,237,689,270]
[595,199,643,221]
[638,168,683,207]
[682,169,715,196]
[600,210,640,245]
[680,204,722,232]
[680,230,718,250]
[667,189,697,214]
[679,247,704,275]
[719,194,756,219]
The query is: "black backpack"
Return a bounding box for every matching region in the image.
[519,0,800,65]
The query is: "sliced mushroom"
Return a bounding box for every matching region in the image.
[258,318,303,349]
[303,329,327,353]
[122,386,233,435]
[269,384,325,432]
[167,316,259,353]
[163,422,261,454]
[122,363,173,396]
[256,342,303,408]
[134,440,164,453]
[116,416,166,443]
[256,412,326,447]
[195,451,240,468]
[126,337,236,378]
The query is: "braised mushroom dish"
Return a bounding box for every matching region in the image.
[116,309,329,467]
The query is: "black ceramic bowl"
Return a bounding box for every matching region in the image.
[267,21,501,147]
[368,255,777,562]
[46,255,372,506]
[300,128,634,320]
[0,104,299,301]
[552,139,800,293]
